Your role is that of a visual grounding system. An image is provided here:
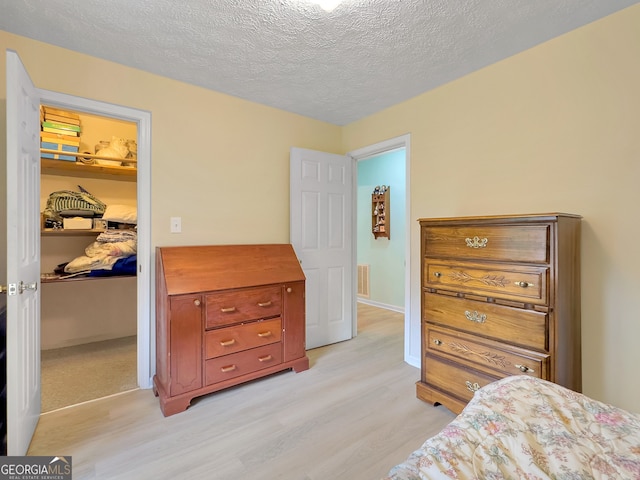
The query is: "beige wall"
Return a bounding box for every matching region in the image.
[0,30,342,253]
[0,31,341,360]
[343,4,640,412]
[2,3,639,413]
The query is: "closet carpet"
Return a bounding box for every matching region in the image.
[41,336,137,413]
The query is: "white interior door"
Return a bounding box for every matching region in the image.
[6,49,42,456]
[290,147,354,349]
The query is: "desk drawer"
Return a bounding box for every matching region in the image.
[205,318,282,359]
[205,343,282,385]
[206,285,281,328]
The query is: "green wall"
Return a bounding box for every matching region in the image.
[357,149,406,310]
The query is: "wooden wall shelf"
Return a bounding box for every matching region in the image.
[372,186,390,239]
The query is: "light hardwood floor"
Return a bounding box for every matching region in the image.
[28,303,456,480]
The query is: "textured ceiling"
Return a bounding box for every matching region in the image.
[1,0,638,125]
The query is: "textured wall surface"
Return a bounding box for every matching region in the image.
[0,0,638,125]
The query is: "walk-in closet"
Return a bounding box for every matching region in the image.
[39,106,138,412]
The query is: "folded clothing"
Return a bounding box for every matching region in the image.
[63,229,138,274]
[43,186,106,222]
[85,239,136,258]
[88,255,137,277]
[96,229,137,243]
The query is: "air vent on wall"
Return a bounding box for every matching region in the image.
[357,264,370,298]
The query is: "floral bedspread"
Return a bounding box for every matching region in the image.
[384,375,640,479]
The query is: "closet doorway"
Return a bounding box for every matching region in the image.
[39,108,139,411]
[36,89,152,408]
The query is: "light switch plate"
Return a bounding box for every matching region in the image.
[170,217,181,233]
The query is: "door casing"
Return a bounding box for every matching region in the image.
[37,89,152,388]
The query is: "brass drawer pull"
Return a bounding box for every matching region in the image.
[219,339,236,346]
[464,310,486,323]
[258,301,272,307]
[257,331,272,338]
[433,339,443,346]
[220,365,237,373]
[193,299,201,307]
[221,306,237,313]
[465,236,488,248]
[515,364,535,373]
[465,381,481,392]
[258,354,273,362]
[514,281,534,288]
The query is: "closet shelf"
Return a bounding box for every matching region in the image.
[41,274,136,284]
[41,228,106,237]
[41,158,136,181]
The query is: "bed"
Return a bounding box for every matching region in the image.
[385,375,640,479]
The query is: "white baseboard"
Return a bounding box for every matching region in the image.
[357,298,404,314]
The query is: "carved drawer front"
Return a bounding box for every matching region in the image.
[423,225,549,263]
[205,343,282,385]
[205,285,281,329]
[426,326,548,378]
[424,354,501,404]
[424,292,547,351]
[205,318,282,360]
[424,260,548,305]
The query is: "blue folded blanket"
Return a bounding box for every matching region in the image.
[88,255,137,277]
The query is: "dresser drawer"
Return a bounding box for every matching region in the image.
[424,292,547,350]
[205,343,283,385]
[424,354,501,404]
[205,285,281,329]
[423,225,549,263]
[424,260,548,305]
[205,317,282,359]
[426,326,548,378]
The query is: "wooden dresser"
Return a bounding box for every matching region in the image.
[416,213,581,414]
[153,244,309,416]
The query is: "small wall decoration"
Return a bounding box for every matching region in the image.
[372,185,390,239]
